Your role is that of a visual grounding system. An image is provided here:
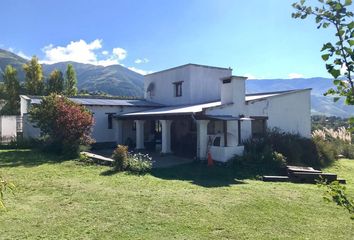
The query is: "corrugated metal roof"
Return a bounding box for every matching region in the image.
[118,101,222,117]
[28,96,161,107]
[117,89,308,117]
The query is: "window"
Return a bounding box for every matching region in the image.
[251,119,267,138]
[107,113,114,129]
[173,81,183,97]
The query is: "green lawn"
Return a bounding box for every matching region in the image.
[0,149,353,239]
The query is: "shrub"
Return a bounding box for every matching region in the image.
[341,144,354,159]
[235,128,338,170]
[312,137,338,166]
[112,145,153,173]
[127,152,153,174]
[112,145,129,171]
[29,94,94,156]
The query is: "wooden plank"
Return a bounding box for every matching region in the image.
[81,151,114,162]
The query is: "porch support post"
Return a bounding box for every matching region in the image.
[160,120,172,154]
[237,120,242,146]
[135,120,145,150]
[114,120,123,144]
[196,120,210,160]
[223,120,228,147]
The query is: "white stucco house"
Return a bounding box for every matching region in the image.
[20,63,311,162]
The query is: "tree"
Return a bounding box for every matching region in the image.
[29,94,94,155]
[292,0,354,105]
[46,69,64,94]
[1,65,20,115]
[65,64,78,96]
[23,56,44,95]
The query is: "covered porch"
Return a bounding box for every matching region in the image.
[114,102,252,162]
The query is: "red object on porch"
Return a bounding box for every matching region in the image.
[207,152,214,167]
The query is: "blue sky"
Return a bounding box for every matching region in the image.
[0,0,341,78]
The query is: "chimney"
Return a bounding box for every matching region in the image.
[220,76,247,107]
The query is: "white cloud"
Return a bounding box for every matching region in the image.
[112,47,127,60]
[135,58,149,64]
[6,47,30,60]
[288,73,304,79]
[17,51,30,60]
[41,39,103,64]
[128,67,153,75]
[41,39,128,66]
[243,73,257,79]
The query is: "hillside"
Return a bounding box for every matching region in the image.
[0,49,352,117]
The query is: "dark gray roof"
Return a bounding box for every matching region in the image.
[27,96,161,107]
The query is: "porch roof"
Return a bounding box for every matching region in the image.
[115,101,222,119]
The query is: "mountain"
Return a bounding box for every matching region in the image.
[0,48,352,117]
[0,49,144,97]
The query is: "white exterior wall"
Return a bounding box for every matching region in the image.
[246,90,311,137]
[20,100,154,143]
[189,66,231,104]
[0,116,17,140]
[145,65,231,105]
[20,95,30,115]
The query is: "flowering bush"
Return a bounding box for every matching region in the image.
[29,94,94,156]
[127,152,153,174]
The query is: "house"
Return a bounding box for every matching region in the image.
[20,63,311,162]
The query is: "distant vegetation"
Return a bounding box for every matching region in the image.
[312,115,352,131]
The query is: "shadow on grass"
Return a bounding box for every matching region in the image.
[0,149,68,168]
[150,162,264,188]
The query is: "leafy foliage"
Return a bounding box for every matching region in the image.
[65,64,78,96]
[292,0,354,105]
[318,180,354,220]
[23,56,44,95]
[1,65,20,115]
[46,69,64,94]
[0,174,15,209]
[29,94,94,156]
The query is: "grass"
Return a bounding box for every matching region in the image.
[0,149,353,239]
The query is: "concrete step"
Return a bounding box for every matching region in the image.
[289,172,337,183]
[262,176,290,182]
